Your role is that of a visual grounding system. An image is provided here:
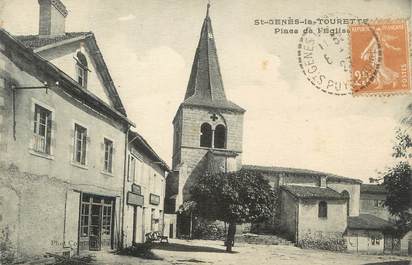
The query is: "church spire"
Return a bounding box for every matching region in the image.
[182,4,244,113]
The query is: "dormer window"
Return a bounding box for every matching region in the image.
[75,51,88,88]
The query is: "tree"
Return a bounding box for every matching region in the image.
[190,169,276,252]
[378,128,412,234]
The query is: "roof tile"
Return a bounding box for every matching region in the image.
[242,164,362,184]
[348,214,395,230]
[15,32,90,49]
[281,185,346,200]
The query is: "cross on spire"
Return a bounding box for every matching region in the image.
[206,2,211,17]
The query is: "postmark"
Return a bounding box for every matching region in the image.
[297,14,367,96]
[350,20,410,95]
[296,13,393,96]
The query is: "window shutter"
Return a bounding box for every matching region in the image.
[46,113,52,154]
[50,119,57,132]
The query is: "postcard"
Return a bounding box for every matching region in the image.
[0,0,411,264]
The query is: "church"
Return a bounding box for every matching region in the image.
[164,4,400,253]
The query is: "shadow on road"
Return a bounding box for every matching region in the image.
[152,242,231,253]
[363,261,411,265]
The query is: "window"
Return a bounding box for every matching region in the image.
[104,138,113,173]
[128,155,136,182]
[200,123,212,147]
[76,51,88,88]
[371,235,381,245]
[214,124,226,149]
[318,201,327,218]
[341,190,350,216]
[33,104,52,154]
[80,203,89,237]
[73,124,87,165]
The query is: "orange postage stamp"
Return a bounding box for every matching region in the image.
[350,20,410,95]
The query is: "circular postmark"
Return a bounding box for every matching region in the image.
[297,13,382,95]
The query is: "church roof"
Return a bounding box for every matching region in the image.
[242,165,362,184]
[281,185,346,200]
[182,5,245,113]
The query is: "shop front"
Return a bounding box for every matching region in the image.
[79,193,115,251]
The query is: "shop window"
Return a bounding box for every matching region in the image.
[33,104,52,154]
[200,123,212,147]
[318,201,327,218]
[214,124,226,149]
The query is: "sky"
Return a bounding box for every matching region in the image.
[1,0,411,182]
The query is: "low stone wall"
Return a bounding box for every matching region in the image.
[298,230,347,252]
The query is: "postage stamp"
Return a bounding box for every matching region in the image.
[350,20,410,95]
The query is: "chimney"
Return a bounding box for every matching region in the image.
[319,176,327,188]
[38,0,68,36]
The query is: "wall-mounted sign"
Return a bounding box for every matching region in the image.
[127,192,144,207]
[150,193,160,205]
[131,184,141,195]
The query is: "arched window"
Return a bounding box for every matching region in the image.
[318,201,327,218]
[341,190,350,216]
[76,51,88,88]
[200,123,212,147]
[214,124,226,149]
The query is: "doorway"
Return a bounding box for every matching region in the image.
[169,223,174,238]
[79,194,114,251]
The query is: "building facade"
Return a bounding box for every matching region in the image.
[0,0,168,258]
[123,131,170,246]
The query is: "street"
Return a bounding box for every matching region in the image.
[93,239,412,265]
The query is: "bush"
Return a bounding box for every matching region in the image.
[0,226,16,264]
[298,234,347,252]
[193,220,226,240]
[116,243,162,260]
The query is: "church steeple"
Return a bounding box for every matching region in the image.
[183,4,244,113]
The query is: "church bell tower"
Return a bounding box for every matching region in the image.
[166,4,245,214]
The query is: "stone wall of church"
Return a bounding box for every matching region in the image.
[180,106,243,153]
[327,181,360,216]
[298,199,347,241]
[170,106,244,205]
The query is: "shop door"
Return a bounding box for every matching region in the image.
[101,202,113,249]
[89,204,102,251]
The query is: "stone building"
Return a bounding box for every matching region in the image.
[360,184,392,221]
[123,130,171,246]
[243,165,361,242]
[165,5,245,236]
[0,0,168,258]
[356,184,412,255]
